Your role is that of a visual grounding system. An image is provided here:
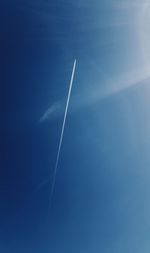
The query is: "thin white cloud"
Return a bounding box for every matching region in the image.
[38,67,150,124]
[39,102,61,123]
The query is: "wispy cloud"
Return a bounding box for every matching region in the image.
[38,67,150,124]
[38,31,150,125]
[39,102,61,123]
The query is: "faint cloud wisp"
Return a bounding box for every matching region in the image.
[39,102,61,123]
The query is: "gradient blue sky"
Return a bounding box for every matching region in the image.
[1,0,150,252]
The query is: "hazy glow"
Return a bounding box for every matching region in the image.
[38,1,150,122]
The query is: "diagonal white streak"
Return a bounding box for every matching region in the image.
[50,59,77,203]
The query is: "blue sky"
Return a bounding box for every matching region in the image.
[1,0,150,252]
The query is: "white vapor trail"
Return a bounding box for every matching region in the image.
[50,59,77,204]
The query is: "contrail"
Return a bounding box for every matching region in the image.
[50,59,77,204]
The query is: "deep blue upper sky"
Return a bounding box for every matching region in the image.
[1,0,150,252]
